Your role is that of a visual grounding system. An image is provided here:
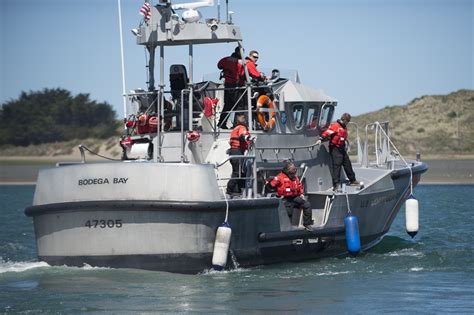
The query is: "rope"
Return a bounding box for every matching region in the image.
[345,192,352,214]
[214,165,230,223]
[80,145,123,161]
[223,186,230,223]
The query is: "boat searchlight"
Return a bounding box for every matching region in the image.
[206,18,218,31]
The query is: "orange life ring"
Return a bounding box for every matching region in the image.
[256,95,276,131]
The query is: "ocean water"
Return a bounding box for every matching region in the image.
[0,185,473,314]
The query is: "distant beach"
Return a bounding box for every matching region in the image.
[0,158,472,185]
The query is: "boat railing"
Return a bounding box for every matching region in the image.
[357,121,399,169]
[214,139,316,200]
[215,154,257,199]
[125,79,280,162]
[126,84,261,132]
[253,143,319,162]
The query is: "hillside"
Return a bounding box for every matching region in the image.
[351,89,474,157]
[0,89,472,160]
[0,137,122,161]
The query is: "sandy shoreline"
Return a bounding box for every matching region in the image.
[1,159,473,185]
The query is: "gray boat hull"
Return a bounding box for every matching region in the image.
[25,163,426,273]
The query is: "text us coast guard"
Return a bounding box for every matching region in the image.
[78,177,129,186]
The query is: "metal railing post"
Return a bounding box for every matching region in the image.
[362,124,369,167]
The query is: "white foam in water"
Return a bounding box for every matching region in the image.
[0,260,112,274]
[0,260,50,274]
[410,267,424,272]
[387,248,424,258]
[78,263,110,270]
[200,267,249,275]
[315,270,351,276]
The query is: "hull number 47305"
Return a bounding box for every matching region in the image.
[85,219,123,228]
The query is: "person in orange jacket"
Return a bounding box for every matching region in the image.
[316,113,359,189]
[268,162,313,230]
[226,113,253,196]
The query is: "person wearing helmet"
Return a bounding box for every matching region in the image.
[316,113,359,190]
[267,161,313,231]
[226,113,253,196]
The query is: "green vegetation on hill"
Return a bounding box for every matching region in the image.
[0,88,119,146]
[352,89,474,156]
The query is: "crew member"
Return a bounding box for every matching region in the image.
[268,162,313,231]
[316,113,359,189]
[226,113,253,196]
[244,50,265,82]
[217,47,244,128]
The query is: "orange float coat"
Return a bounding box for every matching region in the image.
[270,172,304,198]
[229,124,251,152]
[321,120,348,148]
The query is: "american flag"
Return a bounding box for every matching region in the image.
[139,1,152,22]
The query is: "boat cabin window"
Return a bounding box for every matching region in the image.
[319,104,335,129]
[306,107,319,130]
[292,104,304,130]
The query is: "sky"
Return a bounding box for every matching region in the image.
[0,0,472,118]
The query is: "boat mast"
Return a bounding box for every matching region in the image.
[147,46,156,92]
[117,0,128,120]
[133,0,243,161]
[188,44,194,131]
[152,45,164,162]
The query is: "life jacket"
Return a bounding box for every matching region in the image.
[203,97,218,118]
[229,124,251,152]
[270,172,304,198]
[322,120,348,148]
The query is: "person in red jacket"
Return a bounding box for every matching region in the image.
[244,50,266,82]
[217,47,244,128]
[226,113,253,196]
[268,162,313,230]
[316,113,359,189]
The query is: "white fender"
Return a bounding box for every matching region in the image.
[211,222,232,270]
[405,196,419,238]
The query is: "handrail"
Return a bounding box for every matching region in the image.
[255,142,319,151]
[347,122,362,164]
[215,154,257,198]
[361,121,393,168]
[215,155,255,168]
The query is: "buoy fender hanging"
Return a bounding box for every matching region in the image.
[405,195,419,238]
[344,214,361,255]
[211,222,232,271]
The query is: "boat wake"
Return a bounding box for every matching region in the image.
[370,235,416,254]
[200,267,250,276]
[0,259,112,275]
[385,247,424,258]
[0,259,50,274]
